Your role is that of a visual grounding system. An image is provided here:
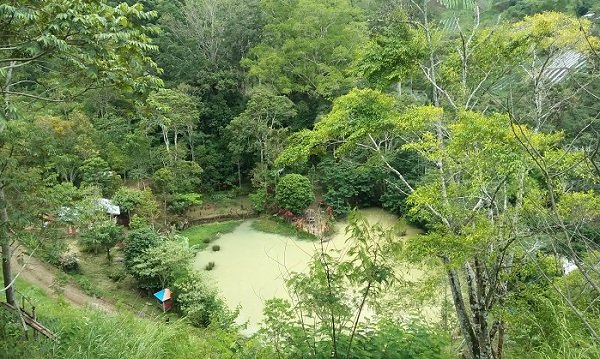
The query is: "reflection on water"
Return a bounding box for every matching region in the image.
[192,208,424,333]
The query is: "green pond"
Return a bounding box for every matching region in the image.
[192,208,433,333]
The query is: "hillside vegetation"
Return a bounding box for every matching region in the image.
[1,0,599,358]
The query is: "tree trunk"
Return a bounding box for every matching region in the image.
[422,2,439,107]
[465,260,493,359]
[0,187,16,305]
[1,62,16,305]
[188,127,195,162]
[446,266,479,359]
[237,159,242,188]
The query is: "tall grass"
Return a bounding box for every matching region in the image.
[0,278,255,359]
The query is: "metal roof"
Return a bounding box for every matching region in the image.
[96,198,120,216]
[543,50,587,85]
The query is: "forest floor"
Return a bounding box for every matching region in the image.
[10,244,116,313]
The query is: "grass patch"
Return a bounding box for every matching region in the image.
[186,192,252,218]
[1,274,250,359]
[251,217,316,241]
[74,250,161,315]
[69,273,105,298]
[180,220,242,250]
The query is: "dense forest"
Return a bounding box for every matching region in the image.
[1,0,600,358]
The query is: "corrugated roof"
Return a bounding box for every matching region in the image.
[543,50,587,85]
[440,17,460,32]
[96,198,120,216]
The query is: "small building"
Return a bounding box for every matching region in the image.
[153,288,173,312]
[96,198,120,220]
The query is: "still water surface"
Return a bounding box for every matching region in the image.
[193,208,426,332]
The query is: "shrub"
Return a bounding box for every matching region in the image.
[172,271,236,328]
[128,214,148,229]
[42,237,68,266]
[72,275,104,298]
[249,188,267,213]
[112,187,144,215]
[60,254,80,273]
[169,192,203,214]
[212,245,220,252]
[123,227,162,290]
[80,220,122,261]
[275,174,314,215]
[108,267,127,282]
[123,227,161,271]
[205,262,215,271]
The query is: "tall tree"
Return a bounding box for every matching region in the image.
[143,87,199,165]
[226,88,296,192]
[277,88,600,358]
[156,0,262,132]
[243,0,367,126]
[0,0,160,305]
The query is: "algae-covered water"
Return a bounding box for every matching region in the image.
[192,208,427,333]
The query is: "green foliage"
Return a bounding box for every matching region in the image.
[0,0,162,116]
[21,230,68,267]
[79,156,122,196]
[504,268,600,358]
[226,88,296,159]
[251,217,316,241]
[180,221,242,249]
[502,0,572,19]
[155,0,261,138]
[143,88,199,164]
[131,237,194,289]
[172,271,236,328]
[275,174,315,215]
[259,212,451,358]
[276,88,401,166]
[170,161,203,194]
[0,278,255,359]
[152,161,203,216]
[244,0,367,100]
[25,113,97,183]
[249,188,268,213]
[226,88,296,199]
[112,187,159,224]
[152,167,176,195]
[80,220,122,261]
[112,187,143,214]
[347,321,453,359]
[169,192,203,214]
[123,227,161,283]
[317,158,383,217]
[355,9,426,88]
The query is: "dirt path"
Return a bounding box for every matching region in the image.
[10,245,116,314]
